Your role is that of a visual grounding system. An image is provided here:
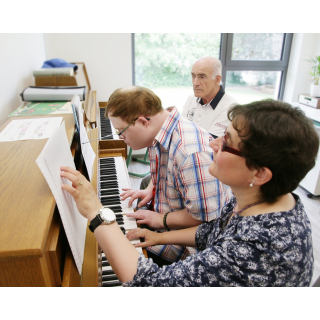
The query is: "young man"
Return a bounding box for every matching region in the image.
[106,86,231,264]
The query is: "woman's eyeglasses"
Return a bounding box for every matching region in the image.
[221,130,243,157]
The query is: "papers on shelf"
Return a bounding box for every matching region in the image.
[0,117,63,142]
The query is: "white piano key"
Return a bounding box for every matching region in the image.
[119,215,137,230]
[135,247,143,254]
[102,265,113,272]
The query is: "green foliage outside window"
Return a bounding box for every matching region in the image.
[135,33,220,88]
[135,33,285,89]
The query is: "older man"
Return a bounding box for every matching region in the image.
[182,56,237,138]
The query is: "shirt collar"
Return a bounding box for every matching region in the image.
[197,85,225,110]
[152,107,180,150]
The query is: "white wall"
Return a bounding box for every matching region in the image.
[283,33,320,103]
[0,34,46,126]
[44,33,132,102]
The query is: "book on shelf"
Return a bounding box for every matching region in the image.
[33,67,74,77]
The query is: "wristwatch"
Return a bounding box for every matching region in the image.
[89,207,116,232]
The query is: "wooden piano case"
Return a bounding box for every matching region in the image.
[0,114,80,286]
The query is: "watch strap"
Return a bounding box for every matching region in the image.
[89,214,103,233]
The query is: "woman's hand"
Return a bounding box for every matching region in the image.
[126,228,162,248]
[60,166,102,221]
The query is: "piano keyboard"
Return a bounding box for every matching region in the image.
[99,108,120,140]
[98,156,142,287]
[101,247,143,287]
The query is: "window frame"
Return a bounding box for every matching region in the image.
[220,33,293,100]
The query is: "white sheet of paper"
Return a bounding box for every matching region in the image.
[0,117,63,142]
[36,121,87,275]
[72,95,96,181]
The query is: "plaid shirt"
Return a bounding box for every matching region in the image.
[147,108,231,262]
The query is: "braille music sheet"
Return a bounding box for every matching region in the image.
[36,121,87,274]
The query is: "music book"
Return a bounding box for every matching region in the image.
[36,121,87,275]
[33,67,74,77]
[8,102,73,117]
[21,86,86,102]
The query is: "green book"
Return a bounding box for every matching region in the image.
[8,102,72,117]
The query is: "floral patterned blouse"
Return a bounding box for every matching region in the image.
[126,194,314,287]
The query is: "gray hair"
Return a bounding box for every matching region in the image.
[212,59,222,80]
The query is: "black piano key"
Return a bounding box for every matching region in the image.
[111,208,123,213]
[102,260,110,267]
[100,157,115,163]
[100,162,115,167]
[100,167,116,172]
[102,269,115,276]
[100,182,119,188]
[102,274,119,282]
[101,198,121,204]
[100,179,118,184]
[102,280,122,287]
[100,160,115,164]
[100,162,116,165]
[100,166,116,171]
[99,174,118,180]
[100,175,117,179]
[100,189,120,196]
[100,178,118,183]
[100,183,119,188]
[100,167,116,171]
[101,200,121,205]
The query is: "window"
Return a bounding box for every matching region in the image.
[222,33,293,104]
[133,33,292,109]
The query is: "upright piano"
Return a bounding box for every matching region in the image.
[0,89,143,286]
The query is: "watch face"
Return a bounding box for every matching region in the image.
[100,207,116,224]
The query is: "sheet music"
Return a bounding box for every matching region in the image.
[72,95,96,182]
[0,117,63,142]
[36,121,87,275]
